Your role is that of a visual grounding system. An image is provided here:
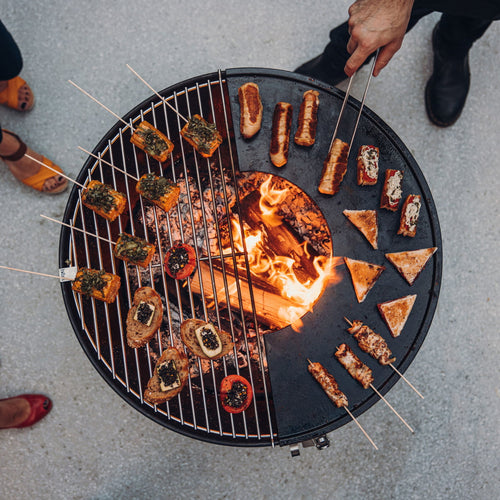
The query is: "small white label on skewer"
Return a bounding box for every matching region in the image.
[59,266,78,282]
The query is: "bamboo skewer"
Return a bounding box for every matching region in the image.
[68,80,133,131]
[40,214,115,245]
[307,359,378,450]
[24,153,85,189]
[126,64,188,123]
[77,146,139,182]
[0,264,73,281]
[343,317,424,399]
[369,383,414,433]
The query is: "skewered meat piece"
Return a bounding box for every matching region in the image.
[335,343,374,389]
[347,320,396,366]
[308,361,348,408]
[181,114,222,158]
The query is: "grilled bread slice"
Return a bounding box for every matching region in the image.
[180,319,234,360]
[378,294,417,337]
[126,287,163,348]
[343,209,378,250]
[385,247,438,285]
[344,257,385,303]
[144,347,189,404]
[238,82,263,139]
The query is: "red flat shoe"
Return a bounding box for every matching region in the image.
[0,394,52,429]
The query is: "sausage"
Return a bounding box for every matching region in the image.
[238,82,263,139]
[294,90,319,147]
[318,138,349,195]
[308,361,348,408]
[269,102,293,167]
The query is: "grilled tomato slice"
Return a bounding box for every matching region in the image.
[220,374,253,414]
[164,242,197,280]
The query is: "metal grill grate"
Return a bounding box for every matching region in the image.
[60,72,277,446]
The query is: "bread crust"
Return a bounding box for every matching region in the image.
[385,247,437,285]
[343,209,378,250]
[270,102,293,167]
[126,287,163,348]
[377,294,417,337]
[238,82,263,139]
[294,90,319,147]
[144,347,189,404]
[180,319,234,360]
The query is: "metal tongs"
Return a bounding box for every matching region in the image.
[329,49,380,154]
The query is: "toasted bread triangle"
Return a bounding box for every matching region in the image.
[344,257,385,303]
[378,294,417,337]
[343,209,378,249]
[385,247,437,285]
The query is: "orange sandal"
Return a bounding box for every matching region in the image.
[0,130,68,194]
[0,76,35,111]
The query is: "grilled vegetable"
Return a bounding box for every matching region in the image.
[220,374,253,414]
[130,121,174,162]
[164,242,196,280]
[181,114,222,158]
[81,180,127,222]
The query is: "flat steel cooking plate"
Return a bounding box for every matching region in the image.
[59,68,442,448]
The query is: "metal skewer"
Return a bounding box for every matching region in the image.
[307,359,378,450]
[344,317,424,399]
[126,64,188,123]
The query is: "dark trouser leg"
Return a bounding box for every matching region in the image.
[425,15,492,126]
[0,20,23,80]
[295,7,433,86]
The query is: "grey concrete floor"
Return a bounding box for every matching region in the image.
[1,1,499,499]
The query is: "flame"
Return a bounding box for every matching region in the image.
[227,177,339,331]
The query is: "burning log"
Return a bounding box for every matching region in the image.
[191,260,299,330]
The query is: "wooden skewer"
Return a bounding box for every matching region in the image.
[0,264,73,281]
[24,154,85,189]
[126,64,188,123]
[344,317,424,399]
[68,80,134,131]
[369,383,414,433]
[307,359,378,450]
[77,146,139,181]
[40,214,115,245]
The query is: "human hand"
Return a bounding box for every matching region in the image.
[344,0,415,77]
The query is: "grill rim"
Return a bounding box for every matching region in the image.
[59,67,442,448]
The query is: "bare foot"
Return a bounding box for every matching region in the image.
[0,79,34,111]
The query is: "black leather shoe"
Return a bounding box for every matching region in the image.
[295,54,348,87]
[425,25,471,127]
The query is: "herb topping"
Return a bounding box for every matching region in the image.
[139,173,175,201]
[223,381,248,409]
[199,326,220,351]
[76,269,107,296]
[115,233,149,262]
[167,246,189,275]
[185,116,218,154]
[136,128,168,156]
[84,183,117,213]
[158,360,179,389]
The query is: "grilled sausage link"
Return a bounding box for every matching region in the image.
[348,320,396,366]
[335,343,374,389]
[269,102,293,167]
[308,361,348,408]
[238,82,263,139]
[318,138,349,195]
[294,90,319,147]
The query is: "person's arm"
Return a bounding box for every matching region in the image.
[344,0,415,77]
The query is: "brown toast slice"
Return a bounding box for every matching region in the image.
[344,257,385,303]
[343,209,378,250]
[126,287,163,348]
[385,247,438,285]
[144,347,189,404]
[180,319,234,360]
[377,294,417,337]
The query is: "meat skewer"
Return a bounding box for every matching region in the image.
[344,317,424,399]
[307,360,378,450]
[335,344,414,433]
